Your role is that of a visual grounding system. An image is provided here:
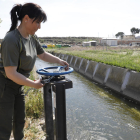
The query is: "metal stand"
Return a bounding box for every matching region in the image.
[43,76,73,140]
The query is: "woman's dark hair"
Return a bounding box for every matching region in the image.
[9,3,47,32]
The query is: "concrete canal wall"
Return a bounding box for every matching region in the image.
[53,52,140,103]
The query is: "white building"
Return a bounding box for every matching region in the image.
[83,41,97,47]
[83,42,89,47]
[101,38,118,46]
[89,41,96,46]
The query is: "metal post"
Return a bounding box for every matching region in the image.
[55,84,67,140]
[43,84,54,140]
[43,77,73,140]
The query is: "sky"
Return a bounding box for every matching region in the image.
[0,0,140,39]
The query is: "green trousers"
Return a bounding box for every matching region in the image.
[0,72,25,140]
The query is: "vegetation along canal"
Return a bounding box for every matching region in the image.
[35,58,140,140]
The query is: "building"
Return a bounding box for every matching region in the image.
[83,42,89,47]
[123,35,135,40]
[89,41,96,46]
[131,42,140,46]
[101,38,118,46]
[82,41,97,47]
[117,35,140,45]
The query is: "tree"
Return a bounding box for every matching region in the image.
[130,27,139,41]
[130,27,140,35]
[115,32,124,39]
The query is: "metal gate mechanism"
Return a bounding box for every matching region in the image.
[36,66,73,140]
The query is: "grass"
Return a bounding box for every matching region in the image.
[24,118,46,140]
[46,46,140,72]
[24,71,44,119]
[25,88,44,118]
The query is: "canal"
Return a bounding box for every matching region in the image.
[35,58,140,140]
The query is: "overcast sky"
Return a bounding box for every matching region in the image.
[0,0,140,39]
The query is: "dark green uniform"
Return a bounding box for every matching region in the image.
[0,29,44,140]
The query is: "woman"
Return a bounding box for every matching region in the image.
[0,3,69,140]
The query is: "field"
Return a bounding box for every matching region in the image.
[46,45,140,72]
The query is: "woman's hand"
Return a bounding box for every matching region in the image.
[58,59,69,71]
[33,79,44,89]
[38,52,69,71]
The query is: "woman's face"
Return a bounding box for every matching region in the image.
[26,18,41,35]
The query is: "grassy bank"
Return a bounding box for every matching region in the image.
[46,46,140,72]
[24,71,44,118]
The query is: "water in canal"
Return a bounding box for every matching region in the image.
[35,58,140,140]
